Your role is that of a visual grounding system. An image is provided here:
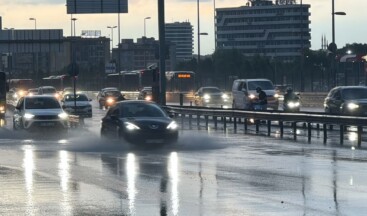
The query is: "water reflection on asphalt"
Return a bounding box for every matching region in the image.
[0,122,366,215]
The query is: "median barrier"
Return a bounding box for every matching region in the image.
[164,105,367,147]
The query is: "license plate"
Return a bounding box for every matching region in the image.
[39,122,56,127]
[146,139,164,144]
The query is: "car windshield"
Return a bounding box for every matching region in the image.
[342,88,367,100]
[42,88,56,94]
[248,81,274,90]
[105,91,121,97]
[202,88,221,94]
[25,97,61,109]
[121,103,166,118]
[64,94,89,102]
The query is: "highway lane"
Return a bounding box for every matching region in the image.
[0,101,366,215]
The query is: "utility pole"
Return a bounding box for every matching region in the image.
[158,0,166,105]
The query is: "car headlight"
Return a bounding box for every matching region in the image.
[203,94,211,100]
[167,121,178,130]
[274,93,279,98]
[54,93,60,99]
[24,113,35,119]
[0,106,4,111]
[106,98,115,104]
[145,95,152,101]
[18,90,26,97]
[347,103,359,110]
[125,122,140,131]
[13,94,18,99]
[288,102,300,108]
[222,94,229,99]
[58,112,69,119]
[249,94,256,99]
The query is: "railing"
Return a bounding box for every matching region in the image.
[164,106,367,147]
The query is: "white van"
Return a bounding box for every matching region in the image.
[232,79,279,110]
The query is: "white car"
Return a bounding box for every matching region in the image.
[38,86,61,100]
[13,95,69,132]
[61,93,92,118]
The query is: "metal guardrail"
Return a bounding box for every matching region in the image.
[164,106,367,147]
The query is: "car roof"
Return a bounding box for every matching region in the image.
[199,86,220,89]
[24,95,58,99]
[116,100,156,105]
[331,86,367,91]
[234,79,272,82]
[39,86,56,89]
[102,87,118,90]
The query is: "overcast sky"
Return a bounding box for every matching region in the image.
[0,0,366,55]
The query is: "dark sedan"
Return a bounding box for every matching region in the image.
[98,90,125,109]
[324,86,367,116]
[101,100,178,144]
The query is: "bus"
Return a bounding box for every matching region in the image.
[8,79,34,91]
[42,75,73,92]
[166,71,196,93]
[106,71,140,91]
[0,72,7,118]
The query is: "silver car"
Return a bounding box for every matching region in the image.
[194,87,231,108]
[13,95,69,132]
[61,93,92,118]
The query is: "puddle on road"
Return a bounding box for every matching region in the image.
[0,128,226,153]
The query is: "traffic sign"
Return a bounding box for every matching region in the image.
[105,63,116,74]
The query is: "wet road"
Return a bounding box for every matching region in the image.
[0,102,367,215]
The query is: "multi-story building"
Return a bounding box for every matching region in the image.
[165,22,193,62]
[216,0,311,61]
[7,36,110,89]
[112,37,176,71]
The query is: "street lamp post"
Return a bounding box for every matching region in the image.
[29,18,36,29]
[107,26,117,51]
[144,17,151,37]
[29,18,38,83]
[197,0,209,86]
[71,18,77,36]
[331,0,346,87]
[198,32,208,86]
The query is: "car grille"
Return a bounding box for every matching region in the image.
[33,115,59,120]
